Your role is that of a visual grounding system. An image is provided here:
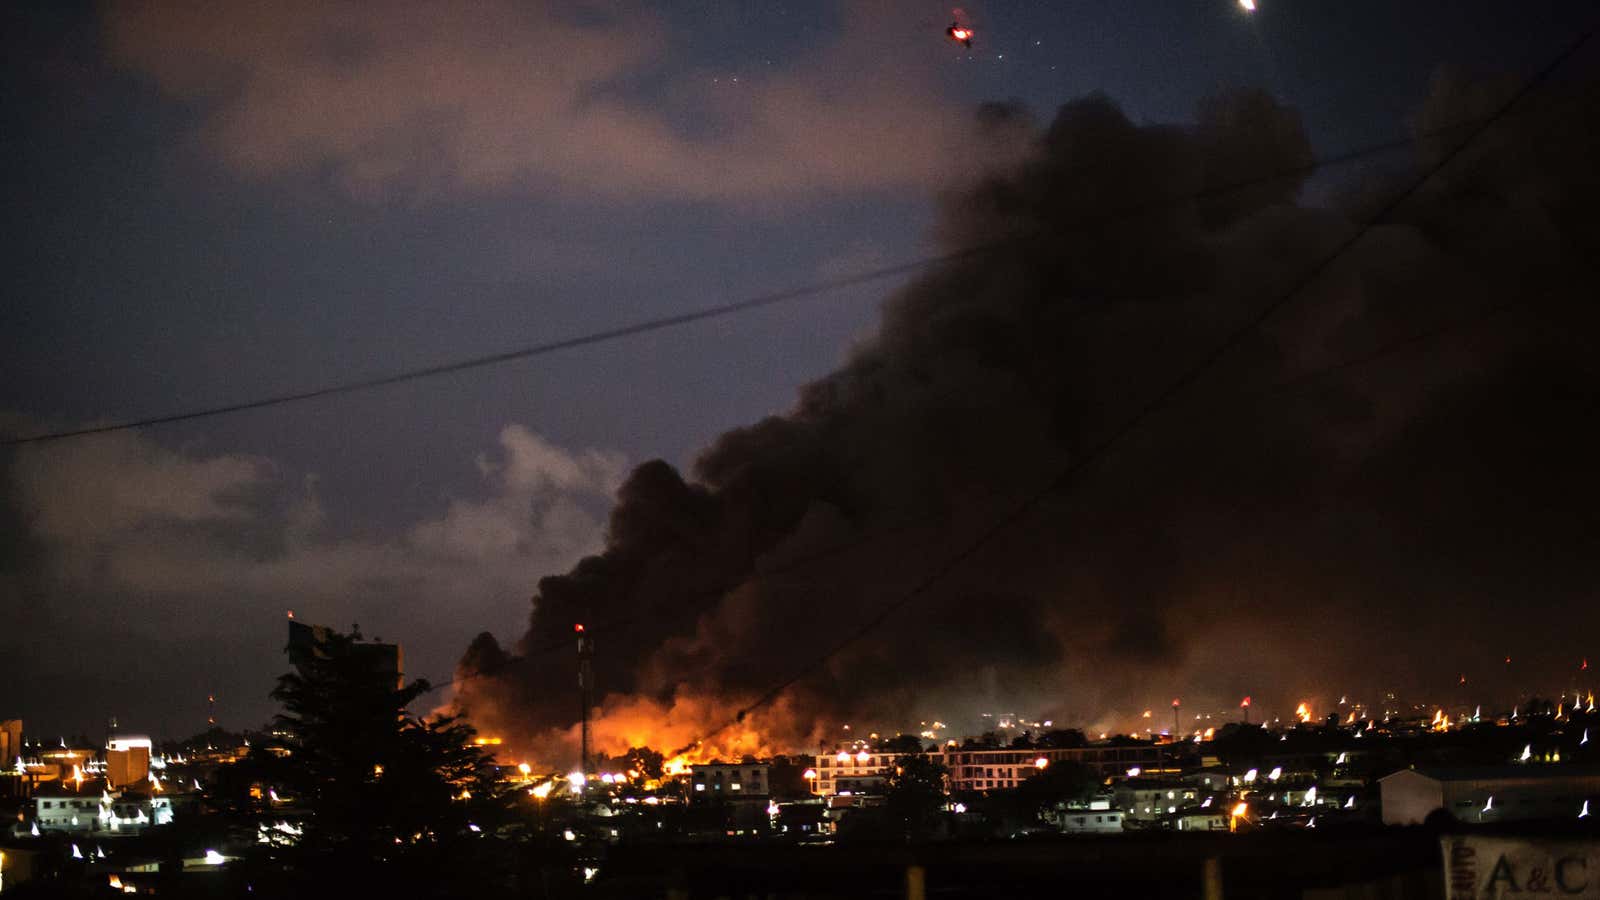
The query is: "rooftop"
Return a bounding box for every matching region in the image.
[1383,765,1600,783]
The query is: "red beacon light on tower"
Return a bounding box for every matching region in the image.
[574,623,585,634]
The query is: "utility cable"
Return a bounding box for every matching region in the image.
[2,96,1574,448]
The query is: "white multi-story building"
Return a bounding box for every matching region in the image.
[811,744,1175,796]
[33,785,173,835]
[942,745,1173,792]
[1113,780,1200,820]
[1047,800,1125,833]
[688,762,768,804]
[812,750,911,797]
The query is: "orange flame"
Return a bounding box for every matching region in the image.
[467,689,800,771]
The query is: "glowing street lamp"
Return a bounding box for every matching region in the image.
[1229,802,1248,833]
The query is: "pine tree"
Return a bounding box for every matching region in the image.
[231,627,517,897]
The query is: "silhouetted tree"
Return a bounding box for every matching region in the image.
[884,756,949,840]
[1037,728,1088,749]
[982,761,1099,833]
[960,732,1001,750]
[768,755,816,799]
[880,734,925,754]
[615,746,665,780]
[228,627,517,898]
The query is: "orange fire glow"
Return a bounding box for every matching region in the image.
[469,689,800,773]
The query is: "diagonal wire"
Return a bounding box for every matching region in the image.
[4,94,1579,449]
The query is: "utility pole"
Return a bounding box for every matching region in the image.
[576,623,593,775]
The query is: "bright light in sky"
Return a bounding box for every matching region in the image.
[1240,0,1257,11]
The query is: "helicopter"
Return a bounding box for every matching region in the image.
[945,20,974,48]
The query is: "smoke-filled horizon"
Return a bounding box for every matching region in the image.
[453,71,1600,767]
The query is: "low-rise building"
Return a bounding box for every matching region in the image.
[1113,780,1200,821]
[688,762,768,804]
[1172,809,1228,832]
[1183,768,1233,793]
[32,783,174,835]
[1047,799,1124,834]
[1380,766,1600,826]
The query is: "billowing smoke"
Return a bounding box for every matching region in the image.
[454,72,1600,765]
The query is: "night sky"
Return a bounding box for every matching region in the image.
[2,1,1595,746]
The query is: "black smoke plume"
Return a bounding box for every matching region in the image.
[455,72,1600,763]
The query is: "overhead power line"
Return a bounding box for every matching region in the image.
[2,97,1572,449]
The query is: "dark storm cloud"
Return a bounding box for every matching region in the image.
[454,72,1600,761]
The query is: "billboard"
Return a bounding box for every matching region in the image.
[1444,835,1600,898]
